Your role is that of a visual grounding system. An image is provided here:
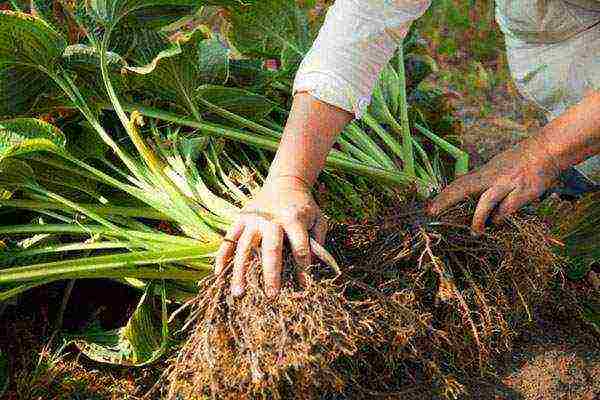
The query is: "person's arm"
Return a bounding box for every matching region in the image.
[215,94,351,298]
[215,0,432,297]
[428,89,600,233]
[266,93,352,187]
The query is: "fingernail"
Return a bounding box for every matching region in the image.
[231,285,244,297]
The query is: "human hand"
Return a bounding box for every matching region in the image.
[427,137,561,234]
[214,176,328,298]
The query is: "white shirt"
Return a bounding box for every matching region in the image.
[292,0,432,119]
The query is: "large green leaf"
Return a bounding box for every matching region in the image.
[195,85,276,121]
[0,11,67,116]
[226,0,312,59]
[127,31,275,121]
[68,0,210,80]
[30,0,79,38]
[128,30,229,116]
[62,43,134,103]
[0,118,66,160]
[72,282,169,366]
[0,158,36,191]
[63,44,126,70]
[65,121,109,162]
[81,0,241,30]
[194,35,230,85]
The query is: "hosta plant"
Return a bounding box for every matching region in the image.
[0,0,469,366]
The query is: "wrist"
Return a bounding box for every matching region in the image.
[264,174,312,191]
[525,134,564,176]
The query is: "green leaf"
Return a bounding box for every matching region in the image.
[0,11,66,64]
[378,65,401,116]
[72,282,169,366]
[0,245,214,283]
[0,118,66,160]
[24,157,105,203]
[83,0,198,30]
[124,37,182,75]
[74,0,246,46]
[65,121,109,162]
[0,158,36,191]
[63,44,126,70]
[226,0,311,59]
[196,85,275,121]
[62,42,146,105]
[128,30,230,119]
[194,35,230,85]
[0,11,67,116]
[30,0,73,36]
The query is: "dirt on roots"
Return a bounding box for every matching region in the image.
[167,201,565,399]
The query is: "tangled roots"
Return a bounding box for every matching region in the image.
[167,202,564,399]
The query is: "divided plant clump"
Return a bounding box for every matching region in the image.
[167,201,564,399]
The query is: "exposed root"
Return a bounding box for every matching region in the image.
[167,201,565,399]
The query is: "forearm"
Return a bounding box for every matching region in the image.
[266,0,432,187]
[530,90,600,171]
[266,93,353,186]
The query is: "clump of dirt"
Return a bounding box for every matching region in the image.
[167,201,565,399]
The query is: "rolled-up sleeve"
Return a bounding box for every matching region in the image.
[293,0,431,119]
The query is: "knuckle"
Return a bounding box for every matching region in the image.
[233,251,249,267]
[281,205,312,223]
[260,220,282,234]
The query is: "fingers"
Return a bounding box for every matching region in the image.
[491,187,535,224]
[231,226,259,297]
[471,185,512,234]
[260,222,284,298]
[218,213,322,297]
[215,220,245,275]
[428,174,482,216]
[284,222,311,269]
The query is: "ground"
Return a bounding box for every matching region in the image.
[2,1,599,399]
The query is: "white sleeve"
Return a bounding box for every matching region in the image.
[293,0,431,119]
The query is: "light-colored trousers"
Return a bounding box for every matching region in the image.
[498,0,600,179]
